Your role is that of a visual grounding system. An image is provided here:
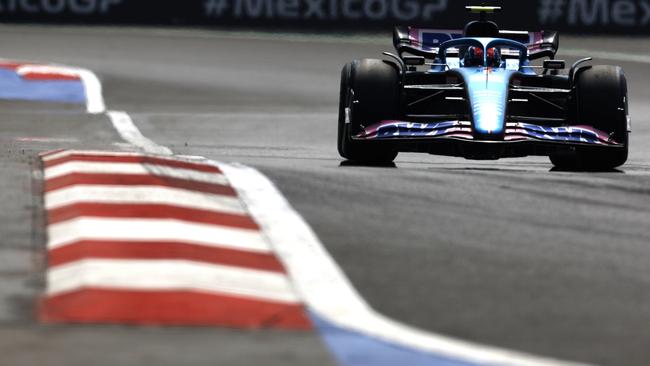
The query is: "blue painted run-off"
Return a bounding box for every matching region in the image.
[0,68,86,104]
[310,312,485,366]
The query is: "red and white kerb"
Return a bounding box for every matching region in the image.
[0,62,81,81]
[38,150,311,329]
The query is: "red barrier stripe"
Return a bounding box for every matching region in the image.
[48,240,284,272]
[45,154,222,173]
[48,203,259,228]
[0,62,21,70]
[21,72,80,81]
[40,289,312,329]
[45,173,237,196]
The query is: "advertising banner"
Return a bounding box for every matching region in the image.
[0,0,647,34]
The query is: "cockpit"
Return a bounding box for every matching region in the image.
[435,37,528,71]
[461,46,503,68]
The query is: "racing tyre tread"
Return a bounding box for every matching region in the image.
[338,59,399,164]
[550,65,629,171]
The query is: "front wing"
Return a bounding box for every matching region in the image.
[355,120,620,146]
[353,120,623,159]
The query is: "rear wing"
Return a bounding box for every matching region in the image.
[393,26,559,61]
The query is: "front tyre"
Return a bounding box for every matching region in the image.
[338,59,399,164]
[550,65,629,170]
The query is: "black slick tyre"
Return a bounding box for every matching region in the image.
[550,65,629,170]
[338,59,399,164]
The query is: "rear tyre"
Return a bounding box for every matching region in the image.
[338,59,399,164]
[550,65,629,170]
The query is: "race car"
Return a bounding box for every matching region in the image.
[337,5,630,170]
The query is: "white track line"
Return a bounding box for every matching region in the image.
[45,185,246,214]
[75,68,106,114]
[108,111,172,156]
[48,217,269,253]
[45,161,229,185]
[47,259,299,303]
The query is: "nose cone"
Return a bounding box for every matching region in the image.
[458,67,515,139]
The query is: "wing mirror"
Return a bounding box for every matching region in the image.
[403,56,426,66]
[543,59,566,70]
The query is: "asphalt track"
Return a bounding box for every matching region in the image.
[0,25,649,366]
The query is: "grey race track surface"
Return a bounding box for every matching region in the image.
[0,25,649,366]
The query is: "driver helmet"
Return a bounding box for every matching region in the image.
[486,47,502,67]
[463,46,484,67]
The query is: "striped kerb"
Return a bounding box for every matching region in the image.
[38,150,311,329]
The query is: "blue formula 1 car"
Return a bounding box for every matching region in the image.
[338,5,630,170]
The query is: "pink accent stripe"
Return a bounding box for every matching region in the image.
[40,289,312,329]
[408,26,421,44]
